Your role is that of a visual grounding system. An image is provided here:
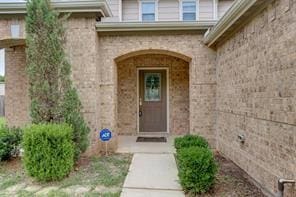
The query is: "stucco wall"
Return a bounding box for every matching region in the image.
[98,33,217,146]
[117,54,189,135]
[215,1,296,196]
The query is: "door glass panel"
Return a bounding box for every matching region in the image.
[144,73,161,101]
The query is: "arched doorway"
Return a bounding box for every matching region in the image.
[116,50,190,135]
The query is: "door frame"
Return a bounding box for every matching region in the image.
[136,67,169,134]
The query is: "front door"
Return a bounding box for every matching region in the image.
[139,69,167,132]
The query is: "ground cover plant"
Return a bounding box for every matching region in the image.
[0,154,132,196]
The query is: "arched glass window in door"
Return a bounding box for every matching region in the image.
[144,73,161,101]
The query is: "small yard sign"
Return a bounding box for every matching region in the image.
[99,129,112,155]
[100,128,112,142]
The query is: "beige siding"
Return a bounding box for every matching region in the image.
[218,0,233,18]
[123,0,139,22]
[102,0,120,22]
[106,0,119,17]
[199,0,214,20]
[158,0,179,21]
[102,0,234,22]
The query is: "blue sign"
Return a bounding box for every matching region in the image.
[99,129,112,142]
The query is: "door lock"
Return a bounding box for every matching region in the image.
[139,97,142,106]
[139,111,142,117]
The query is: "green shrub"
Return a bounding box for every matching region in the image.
[0,127,23,161]
[9,127,23,157]
[62,88,90,161]
[176,146,217,194]
[174,135,209,150]
[23,123,74,181]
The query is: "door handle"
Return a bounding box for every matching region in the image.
[139,111,142,117]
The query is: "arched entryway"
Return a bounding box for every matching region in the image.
[116,50,190,135]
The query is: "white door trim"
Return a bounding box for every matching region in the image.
[137,67,169,134]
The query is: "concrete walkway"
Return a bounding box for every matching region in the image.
[118,136,185,197]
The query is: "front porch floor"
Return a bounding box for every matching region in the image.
[116,135,176,154]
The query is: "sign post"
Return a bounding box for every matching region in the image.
[99,129,112,156]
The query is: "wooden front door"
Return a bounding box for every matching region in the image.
[139,69,167,132]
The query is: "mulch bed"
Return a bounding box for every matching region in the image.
[192,153,265,197]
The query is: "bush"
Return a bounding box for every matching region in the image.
[176,146,217,194]
[0,126,23,161]
[23,123,74,181]
[62,88,90,161]
[174,135,209,151]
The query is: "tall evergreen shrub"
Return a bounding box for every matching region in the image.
[26,0,90,160]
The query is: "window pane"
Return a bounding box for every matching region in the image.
[142,2,155,14]
[183,13,196,21]
[183,2,196,12]
[142,14,155,21]
[145,73,161,101]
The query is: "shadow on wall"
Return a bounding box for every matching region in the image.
[0,83,4,116]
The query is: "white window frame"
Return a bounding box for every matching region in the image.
[213,0,218,20]
[118,0,122,22]
[139,0,158,22]
[179,0,199,21]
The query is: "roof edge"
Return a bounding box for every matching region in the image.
[0,0,112,17]
[204,0,273,47]
[96,21,217,33]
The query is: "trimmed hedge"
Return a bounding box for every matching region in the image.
[0,126,23,161]
[177,146,217,194]
[174,135,209,150]
[23,123,74,181]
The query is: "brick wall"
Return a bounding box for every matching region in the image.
[64,17,108,154]
[98,33,217,146]
[215,0,296,196]
[3,17,111,154]
[117,54,189,135]
[1,2,295,195]
[5,46,30,127]
[0,18,25,39]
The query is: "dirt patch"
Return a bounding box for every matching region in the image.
[192,153,265,197]
[0,157,22,172]
[75,156,91,169]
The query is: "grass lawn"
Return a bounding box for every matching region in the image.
[0,154,132,197]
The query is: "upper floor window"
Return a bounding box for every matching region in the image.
[141,1,156,22]
[182,1,196,21]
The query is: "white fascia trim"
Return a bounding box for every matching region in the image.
[204,0,272,46]
[96,21,216,32]
[0,0,112,17]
